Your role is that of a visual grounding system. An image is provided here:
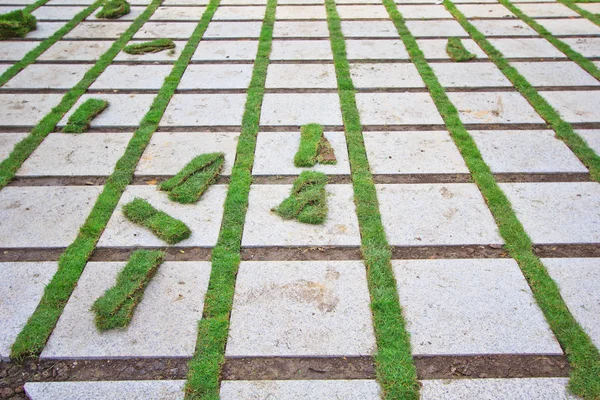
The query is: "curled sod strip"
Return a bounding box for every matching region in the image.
[124,38,176,55]
[96,0,130,19]
[273,171,328,225]
[63,98,109,133]
[294,123,337,167]
[0,10,36,40]
[92,250,165,331]
[446,37,476,62]
[159,152,224,204]
[123,198,191,244]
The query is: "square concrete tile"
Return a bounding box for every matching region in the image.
[417,38,487,60]
[97,185,227,247]
[0,133,26,162]
[0,41,38,61]
[543,258,600,349]
[377,183,502,245]
[0,64,11,75]
[59,94,155,128]
[160,94,247,126]
[270,40,333,60]
[4,64,88,89]
[280,0,323,3]
[432,62,511,88]
[39,41,113,61]
[32,5,85,20]
[252,131,350,175]
[242,184,361,246]
[133,22,198,39]
[260,93,343,126]
[179,64,253,89]
[24,22,63,39]
[87,5,145,20]
[115,40,186,62]
[41,261,210,358]
[221,380,381,400]
[17,132,132,177]
[204,21,262,38]
[226,260,376,356]
[350,63,424,88]
[192,40,258,60]
[488,38,566,58]
[91,65,173,90]
[471,130,587,173]
[341,21,398,37]
[536,18,600,36]
[214,6,265,20]
[397,4,452,19]
[518,3,579,17]
[0,262,58,361]
[406,20,468,37]
[577,129,600,155]
[265,63,337,89]
[512,62,599,87]
[356,93,443,125]
[65,22,130,39]
[25,381,186,400]
[150,6,206,20]
[276,5,326,19]
[364,131,468,174]
[345,39,409,60]
[221,0,265,3]
[448,92,545,124]
[540,91,600,123]
[499,182,600,244]
[456,4,515,18]
[0,94,62,127]
[164,0,208,3]
[578,3,600,13]
[393,258,562,355]
[274,21,329,37]
[135,131,238,176]
[0,186,102,247]
[471,20,538,36]
[336,5,388,19]
[562,37,600,58]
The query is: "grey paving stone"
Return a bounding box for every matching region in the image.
[32,5,85,20]
[0,262,58,361]
[471,19,538,36]
[192,40,258,60]
[350,63,424,88]
[115,40,185,62]
[577,129,600,155]
[456,4,515,18]
[24,22,63,39]
[448,92,545,124]
[406,20,468,37]
[518,3,579,17]
[133,22,197,39]
[135,131,238,176]
[164,0,209,4]
[59,94,155,128]
[39,40,113,61]
[578,3,600,12]
[17,132,132,177]
[540,91,600,123]
[488,38,566,58]
[87,5,145,20]
[274,21,329,37]
[260,93,343,126]
[270,40,332,60]
[416,38,487,60]
[0,93,62,127]
[0,132,26,162]
[4,63,87,89]
[150,6,206,20]
[499,182,600,244]
[543,258,600,348]
[355,93,443,125]
[394,258,562,355]
[221,0,266,4]
[276,5,326,19]
[0,64,11,75]
[47,0,96,4]
[265,63,337,89]
[91,64,173,90]
[204,21,262,38]
[337,0,379,3]
[160,93,247,126]
[377,183,502,245]
[364,131,468,174]
[336,5,388,19]
[25,381,186,400]
[396,4,452,19]
[470,129,587,173]
[536,18,600,36]
[0,41,38,61]
[97,185,227,247]
[512,61,599,87]
[221,380,381,399]
[213,6,265,20]
[179,64,253,89]
[562,37,600,58]
[341,21,398,37]
[421,378,577,400]
[0,186,102,247]
[242,184,361,246]
[65,22,130,39]
[41,261,210,358]
[345,39,409,60]
[280,0,323,3]
[252,131,350,175]
[431,62,511,88]
[226,260,376,356]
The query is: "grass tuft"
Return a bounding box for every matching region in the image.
[123,38,176,54]
[62,98,108,133]
[294,123,337,167]
[446,37,476,62]
[0,10,36,40]
[123,198,191,244]
[96,0,130,19]
[272,171,328,225]
[92,250,164,331]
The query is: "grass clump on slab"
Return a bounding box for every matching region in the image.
[62,98,108,133]
[96,0,130,19]
[294,123,337,167]
[92,250,164,331]
[273,171,328,225]
[446,37,476,62]
[0,10,36,40]
[123,198,191,244]
[124,38,176,54]
[159,152,224,204]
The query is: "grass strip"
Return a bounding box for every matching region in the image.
[0,10,37,40]
[183,0,275,398]
[446,37,476,62]
[62,98,109,133]
[123,198,191,244]
[124,38,175,54]
[96,0,131,19]
[324,0,420,398]
[294,123,336,167]
[160,152,224,204]
[385,1,600,398]
[92,250,164,331]
[273,171,328,225]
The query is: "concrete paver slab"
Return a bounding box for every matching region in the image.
[0,41,38,61]
[32,5,85,20]
[345,39,409,60]
[0,93,62,127]
[150,6,206,20]
[160,93,247,126]
[3,64,88,89]
[471,19,538,36]
[406,20,468,37]
[25,381,186,400]
[192,40,258,60]
[448,92,545,124]
[59,94,155,128]
[179,64,254,89]
[265,63,337,88]
[417,38,487,60]
[562,37,600,58]
[577,129,600,155]
[356,93,443,125]
[336,5,388,19]
[512,61,599,87]
[221,380,381,400]
[66,22,130,39]
[91,64,173,89]
[541,91,600,123]
[488,38,566,58]
[24,22,63,39]
[536,18,600,36]
[133,22,197,39]
[213,6,266,20]
[0,133,27,162]
[260,93,343,126]
[518,3,579,17]
[39,40,113,61]
[349,63,424,88]
[270,39,332,60]
[274,21,329,37]
[276,5,326,19]
[204,21,263,38]
[342,21,398,37]
[396,4,452,19]
[431,62,511,87]
[456,4,515,18]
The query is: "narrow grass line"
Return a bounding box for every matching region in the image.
[0,0,103,87]
[22,0,53,14]
[183,0,275,398]
[10,0,221,360]
[556,0,600,26]
[385,1,600,398]
[325,1,420,399]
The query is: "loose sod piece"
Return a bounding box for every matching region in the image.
[0,10,37,40]
[62,98,109,133]
[123,198,191,244]
[123,38,176,55]
[96,0,130,19]
[159,152,224,204]
[273,171,328,225]
[92,250,164,331]
[446,37,476,62]
[294,123,337,167]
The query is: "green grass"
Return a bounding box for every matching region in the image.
[92,250,164,331]
[62,98,109,133]
[96,0,131,19]
[446,37,476,62]
[0,10,36,40]
[123,198,191,244]
[10,0,221,360]
[124,38,176,54]
[273,171,328,225]
[294,123,336,167]
[160,152,224,204]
